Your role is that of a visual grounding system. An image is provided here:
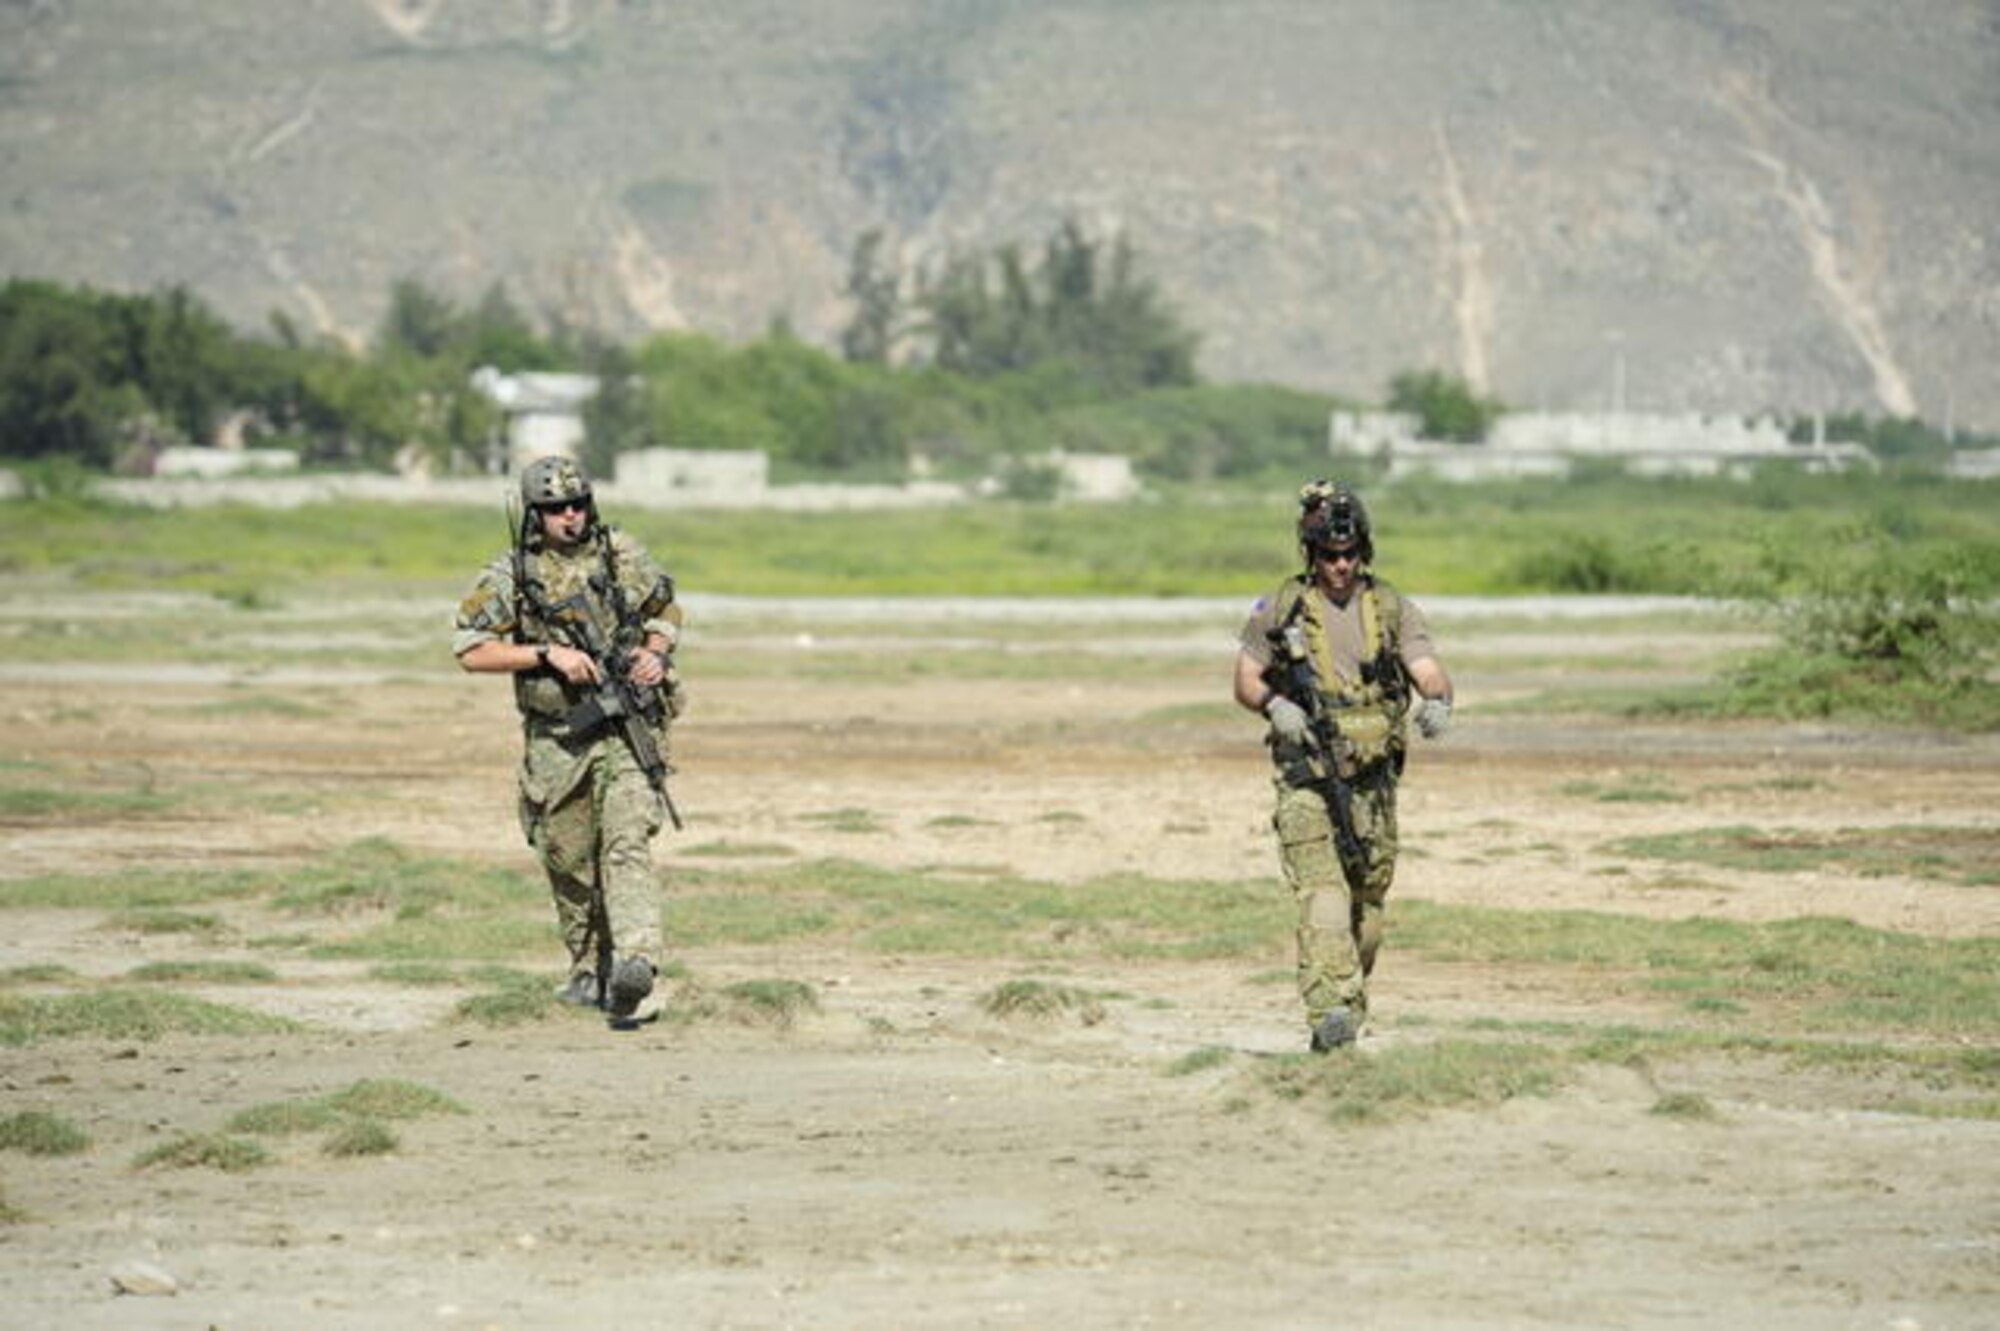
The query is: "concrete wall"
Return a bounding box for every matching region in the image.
[1047,452,1139,501]
[154,447,300,478]
[1947,449,2000,480]
[1329,410,1877,480]
[616,448,770,493]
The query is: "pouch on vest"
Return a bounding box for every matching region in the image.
[1330,708,1396,777]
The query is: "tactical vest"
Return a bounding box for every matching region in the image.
[510,535,664,724]
[1266,574,1410,771]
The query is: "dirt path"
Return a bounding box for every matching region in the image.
[1,595,1996,1328]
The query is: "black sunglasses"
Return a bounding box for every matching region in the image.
[536,499,589,515]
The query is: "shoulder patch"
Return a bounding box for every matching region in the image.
[457,582,514,634]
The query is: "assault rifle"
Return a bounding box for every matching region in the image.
[1265,608,1366,881]
[541,588,684,832]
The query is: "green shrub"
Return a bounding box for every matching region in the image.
[133,1133,269,1172]
[323,1119,399,1157]
[980,978,1106,1024]
[0,1110,90,1156]
[1722,535,2000,728]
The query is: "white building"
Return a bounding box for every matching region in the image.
[1330,410,1876,481]
[469,366,600,472]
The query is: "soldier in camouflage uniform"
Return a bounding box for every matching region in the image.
[1233,480,1453,1052]
[453,456,685,1027]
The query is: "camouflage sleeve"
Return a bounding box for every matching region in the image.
[452,557,518,657]
[610,530,680,638]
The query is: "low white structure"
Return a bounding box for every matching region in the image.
[1331,410,1876,480]
[1046,451,1140,501]
[1946,449,2000,480]
[153,446,299,478]
[616,447,770,494]
[469,366,599,471]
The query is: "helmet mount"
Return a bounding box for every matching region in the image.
[1296,478,1374,565]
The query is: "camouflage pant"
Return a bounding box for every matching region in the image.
[517,726,666,983]
[1271,770,1399,1028]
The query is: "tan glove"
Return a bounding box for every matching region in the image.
[1414,697,1452,740]
[1265,695,1312,744]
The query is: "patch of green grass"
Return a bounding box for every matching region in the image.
[666,976,819,1029]
[1165,1045,1233,1076]
[228,1100,343,1136]
[1557,772,1686,803]
[1705,775,1829,795]
[799,808,886,834]
[99,909,226,937]
[273,837,539,919]
[126,960,278,984]
[1435,1018,2000,1117]
[4,860,261,918]
[718,978,820,1027]
[314,913,554,964]
[7,474,1997,602]
[667,893,839,946]
[0,1110,91,1156]
[0,964,76,986]
[453,970,559,1026]
[0,787,180,818]
[228,1077,460,1162]
[367,961,457,986]
[0,989,300,1046]
[189,692,327,717]
[1650,1092,1721,1121]
[980,978,1107,1024]
[670,860,1285,962]
[133,1133,269,1173]
[321,1079,466,1121]
[661,862,1990,1039]
[1396,901,2000,1038]
[679,840,798,858]
[1260,1040,1564,1124]
[323,1119,398,1157]
[247,932,318,951]
[245,842,551,965]
[1608,824,1999,885]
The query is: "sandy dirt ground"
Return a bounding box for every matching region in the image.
[1,589,1996,1329]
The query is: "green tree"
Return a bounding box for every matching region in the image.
[1388,369,1502,443]
[908,218,1198,394]
[378,279,459,360]
[839,229,903,366]
[0,280,254,466]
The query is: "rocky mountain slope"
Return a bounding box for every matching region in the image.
[3,0,1997,428]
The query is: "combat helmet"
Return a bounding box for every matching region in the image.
[520,455,593,509]
[1297,478,1374,564]
[517,455,598,547]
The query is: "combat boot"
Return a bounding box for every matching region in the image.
[605,955,655,1021]
[1309,1006,1358,1053]
[555,972,601,1008]
[619,989,665,1026]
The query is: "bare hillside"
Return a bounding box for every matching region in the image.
[2,0,1996,427]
